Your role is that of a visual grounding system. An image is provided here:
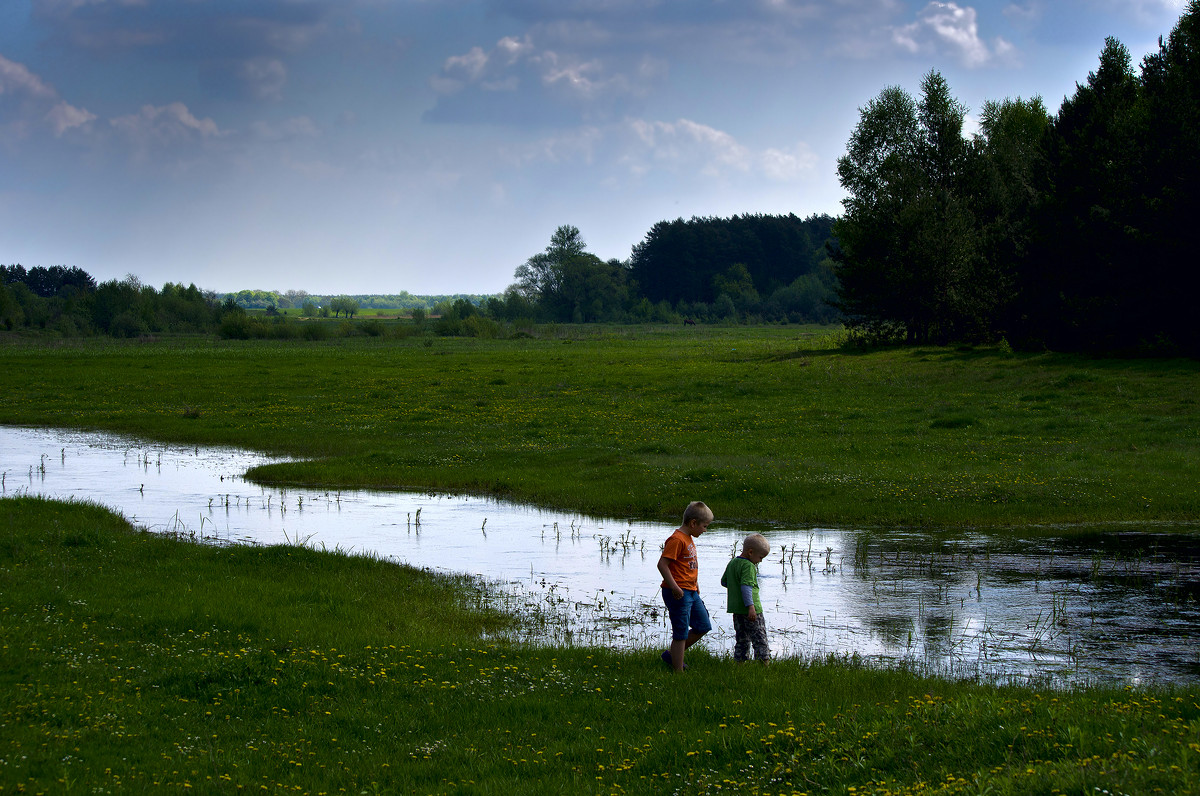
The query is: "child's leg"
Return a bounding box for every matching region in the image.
[732,614,751,662]
[662,588,693,671]
[750,614,770,663]
[671,592,711,671]
[669,637,687,671]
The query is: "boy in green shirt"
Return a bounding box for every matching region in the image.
[720,533,771,664]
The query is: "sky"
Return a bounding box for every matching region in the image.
[0,0,1188,296]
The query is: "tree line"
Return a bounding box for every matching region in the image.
[499,214,839,325]
[3,209,841,338]
[1,267,220,337]
[833,2,1200,354]
[223,289,490,312]
[0,264,520,338]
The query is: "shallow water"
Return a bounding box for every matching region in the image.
[4,425,1199,687]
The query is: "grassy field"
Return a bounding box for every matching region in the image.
[2,326,1198,530]
[3,496,1197,795]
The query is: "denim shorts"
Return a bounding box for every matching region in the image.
[662,588,712,641]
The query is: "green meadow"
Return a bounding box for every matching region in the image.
[3,496,1198,795]
[1,325,1198,529]
[3,327,1200,794]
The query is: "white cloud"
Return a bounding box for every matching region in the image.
[46,100,98,135]
[0,54,58,99]
[760,143,817,181]
[432,35,645,101]
[515,117,818,184]
[0,53,96,138]
[110,102,223,149]
[893,2,1014,67]
[640,118,751,175]
[535,50,611,97]
[627,119,818,181]
[432,46,491,94]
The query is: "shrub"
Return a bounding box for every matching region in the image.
[301,322,329,341]
[111,311,149,338]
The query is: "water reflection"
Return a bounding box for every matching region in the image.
[3,425,1198,686]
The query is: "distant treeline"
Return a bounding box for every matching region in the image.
[223,289,489,312]
[0,265,475,339]
[1,210,840,338]
[834,3,1200,355]
[0,267,220,337]
[497,214,839,325]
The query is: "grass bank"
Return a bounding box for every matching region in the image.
[2,326,1199,529]
[3,496,1197,795]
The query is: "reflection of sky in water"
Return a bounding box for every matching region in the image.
[4,425,1199,687]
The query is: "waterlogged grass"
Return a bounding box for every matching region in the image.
[2,327,1199,528]
[2,497,1198,795]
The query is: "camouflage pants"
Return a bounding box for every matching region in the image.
[732,613,770,662]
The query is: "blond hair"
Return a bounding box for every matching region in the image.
[682,501,713,525]
[742,533,770,556]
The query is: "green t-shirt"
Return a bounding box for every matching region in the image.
[720,556,761,614]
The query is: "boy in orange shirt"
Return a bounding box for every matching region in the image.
[656,501,713,672]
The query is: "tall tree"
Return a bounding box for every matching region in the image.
[511,226,630,322]
[513,225,586,302]
[1022,37,1142,350]
[972,96,1051,339]
[834,71,988,343]
[1137,0,1200,353]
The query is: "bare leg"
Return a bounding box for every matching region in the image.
[669,638,686,671]
[670,631,706,671]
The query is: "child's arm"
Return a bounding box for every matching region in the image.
[740,584,757,621]
[657,555,683,600]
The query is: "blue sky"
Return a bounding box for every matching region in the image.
[0,0,1186,295]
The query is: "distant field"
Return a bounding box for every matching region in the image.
[2,325,1198,529]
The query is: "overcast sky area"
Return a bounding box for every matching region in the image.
[0,0,1188,295]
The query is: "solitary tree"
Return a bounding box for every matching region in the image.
[511,225,630,322]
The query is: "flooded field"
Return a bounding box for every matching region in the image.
[4,424,1199,687]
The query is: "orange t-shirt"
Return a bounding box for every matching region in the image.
[660,529,699,591]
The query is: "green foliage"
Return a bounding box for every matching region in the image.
[838,4,1200,354]
[511,225,634,323]
[1022,37,1143,351]
[629,213,837,321]
[3,496,1197,795]
[835,71,1002,344]
[329,295,360,318]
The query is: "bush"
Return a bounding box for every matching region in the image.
[111,311,149,338]
[462,315,503,338]
[301,322,329,341]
